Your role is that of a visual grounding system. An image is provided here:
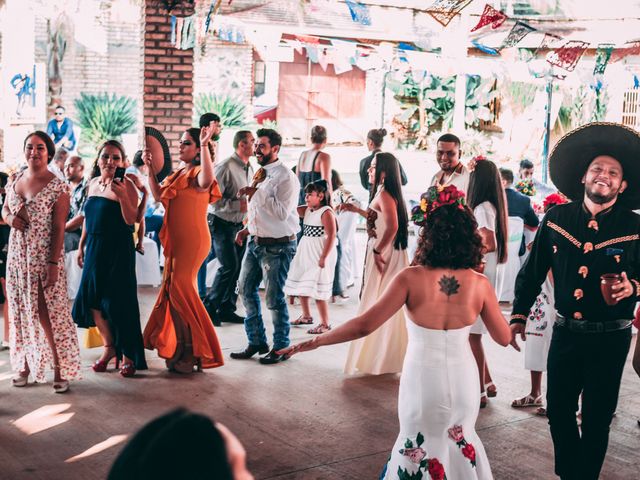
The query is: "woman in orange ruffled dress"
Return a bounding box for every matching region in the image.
[143,125,224,373]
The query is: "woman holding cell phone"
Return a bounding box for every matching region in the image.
[72,140,148,377]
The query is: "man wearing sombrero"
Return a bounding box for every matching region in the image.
[509,123,640,479]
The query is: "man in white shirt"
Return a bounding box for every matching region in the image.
[48,147,68,181]
[230,128,300,365]
[430,133,470,193]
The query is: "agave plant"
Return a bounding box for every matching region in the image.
[74,93,137,150]
[194,93,247,127]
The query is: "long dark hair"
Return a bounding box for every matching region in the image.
[370,152,408,250]
[91,140,127,179]
[467,159,508,264]
[107,408,232,480]
[413,204,484,269]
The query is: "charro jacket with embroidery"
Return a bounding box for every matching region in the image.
[511,202,640,324]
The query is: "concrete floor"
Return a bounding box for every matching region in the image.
[0,287,639,479]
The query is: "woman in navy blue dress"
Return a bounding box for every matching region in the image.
[72,140,147,376]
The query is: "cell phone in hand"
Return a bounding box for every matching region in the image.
[114,167,126,182]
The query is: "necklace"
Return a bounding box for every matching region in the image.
[98,179,110,192]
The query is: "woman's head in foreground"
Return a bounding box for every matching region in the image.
[108,408,252,480]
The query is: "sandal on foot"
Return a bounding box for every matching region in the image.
[53,379,69,394]
[12,371,29,387]
[480,392,488,409]
[291,316,313,325]
[307,324,331,334]
[485,382,497,398]
[511,394,544,408]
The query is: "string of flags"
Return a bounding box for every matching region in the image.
[165,0,640,85]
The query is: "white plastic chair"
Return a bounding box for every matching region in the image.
[136,236,162,286]
[499,216,524,302]
[65,250,83,300]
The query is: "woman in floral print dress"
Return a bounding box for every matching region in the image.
[2,131,81,393]
[281,186,511,479]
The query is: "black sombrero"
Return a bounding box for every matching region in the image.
[144,126,172,182]
[549,122,640,209]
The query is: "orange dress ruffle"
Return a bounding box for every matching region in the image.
[143,166,224,368]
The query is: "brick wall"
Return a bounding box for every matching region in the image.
[143,0,195,156]
[34,3,143,137]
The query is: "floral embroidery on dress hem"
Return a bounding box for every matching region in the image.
[448,425,477,467]
[397,432,447,480]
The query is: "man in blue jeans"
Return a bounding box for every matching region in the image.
[204,130,255,326]
[231,128,299,364]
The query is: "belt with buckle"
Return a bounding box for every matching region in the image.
[556,315,632,333]
[254,235,295,246]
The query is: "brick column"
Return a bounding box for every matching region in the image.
[142,1,195,160]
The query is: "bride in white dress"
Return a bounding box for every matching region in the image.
[279,186,511,479]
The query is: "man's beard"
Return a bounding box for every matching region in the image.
[257,153,272,166]
[585,184,619,204]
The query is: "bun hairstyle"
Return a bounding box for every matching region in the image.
[310,125,327,145]
[367,128,387,148]
[304,179,330,207]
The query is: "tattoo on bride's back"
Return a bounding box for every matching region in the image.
[438,275,460,299]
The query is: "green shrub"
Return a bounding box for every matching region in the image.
[194,93,247,127]
[74,93,137,151]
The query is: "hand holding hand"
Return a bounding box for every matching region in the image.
[509,323,526,352]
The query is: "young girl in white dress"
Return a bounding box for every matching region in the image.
[285,180,337,334]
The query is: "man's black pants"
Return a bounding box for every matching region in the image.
[204,216,245,316]
[546,324,631,480]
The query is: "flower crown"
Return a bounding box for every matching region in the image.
[542,192,568,209]
[411,185,466,227]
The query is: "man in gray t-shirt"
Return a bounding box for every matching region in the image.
[203,130,255,325]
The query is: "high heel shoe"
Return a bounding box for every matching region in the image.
[52,366,69,393]
[12,370,29,387]
[170,343,198,374]
[92,345,118,372]
[53,379,69,393]
[119,363,136,378]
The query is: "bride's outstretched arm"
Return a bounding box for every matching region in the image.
[278,270,409,357]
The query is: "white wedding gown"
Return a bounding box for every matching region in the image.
[383,323,493,480]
